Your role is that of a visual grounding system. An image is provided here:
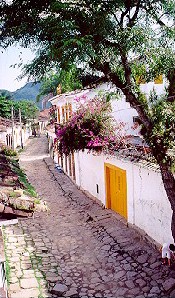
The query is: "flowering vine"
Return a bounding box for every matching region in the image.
[49,105,57,124]
[55,95,129,155]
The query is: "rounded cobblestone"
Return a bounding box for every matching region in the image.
[3,135,175,298]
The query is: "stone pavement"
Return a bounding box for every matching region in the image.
[2,135,175,298]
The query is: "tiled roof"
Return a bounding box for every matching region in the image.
[0,117,12,128]
[38,109,50,120]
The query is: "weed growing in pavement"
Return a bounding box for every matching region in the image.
[17,148,24,154]
[20,227,47,298]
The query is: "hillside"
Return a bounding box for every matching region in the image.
[0,89,12,99]
[12,82,41,101]
[0,82,50,110]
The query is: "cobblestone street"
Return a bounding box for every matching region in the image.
[3,135,175,298]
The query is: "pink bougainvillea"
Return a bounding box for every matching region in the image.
[49,105,57,124]
[55,95,128,155]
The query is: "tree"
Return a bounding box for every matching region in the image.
[14,100,39,122]
[0,96,12,118]
[0,96,39,122]
[1,1,175,238]
[0,90,13,100]
[37,65,83,102]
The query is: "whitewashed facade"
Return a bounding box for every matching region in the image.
[48,78,172,245]
[0,118,32,150]
[74,150,173,245]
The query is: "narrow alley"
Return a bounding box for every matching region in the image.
[4,135,175,298]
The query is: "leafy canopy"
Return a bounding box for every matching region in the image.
[1,1,175,81]
[0,96,39,122]
[37,65,83,101]
[0,0,175,159]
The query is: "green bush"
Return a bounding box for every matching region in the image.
[1,146,17,156]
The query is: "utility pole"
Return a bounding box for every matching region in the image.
[11,106,14,150]
[19,108,23,149]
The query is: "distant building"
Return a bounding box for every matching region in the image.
[0,116,32,150]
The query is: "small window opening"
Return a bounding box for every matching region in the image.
[96,184,99,194]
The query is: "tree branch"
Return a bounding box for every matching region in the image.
[128,0,142,27]
[98,60,153,131]
[167,69,175,102]
[120,7,130,26]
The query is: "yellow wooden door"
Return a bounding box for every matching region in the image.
[105,164,127,219]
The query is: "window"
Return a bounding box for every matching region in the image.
[61,106,65,122]
[136,76,146,84]
[136,74,163,85]
[57,108,60,123]
[154,74,163,84]
[68,103,72,119]
[65,104,69,122]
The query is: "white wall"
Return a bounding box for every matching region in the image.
[15,124,32,148]
[111,99,139,135]
[140,81,166,97]
[74,150,173,245]
[75,151,106,203]
[133,164,173,244]
[0,128,11,144]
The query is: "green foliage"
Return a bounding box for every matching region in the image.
[150,99,175,150]
[1,146,17,156]
[0,96,12,118]
[1,1,175,196]
[0,96,39,121]
[1,1,174,103]
[14,100,39,122]
[11,159,37,197]
[37,65,82,101]
[59,66,82,93]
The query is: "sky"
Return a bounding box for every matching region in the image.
[0,45,35,92]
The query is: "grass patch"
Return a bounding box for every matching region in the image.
[28,250,47,298]
[1,147,17,157]
[8,191,20,198]
[11,159,37,198]
[17,148,24,154]
[34,198,41,204]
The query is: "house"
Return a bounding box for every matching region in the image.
[0,116,32,150]
[38,109,50,133]
[48,78,173,245]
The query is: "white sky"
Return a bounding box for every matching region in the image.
[0,45,35,92]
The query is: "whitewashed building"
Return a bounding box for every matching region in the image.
[48,77,173,245]
[0,117,32,150]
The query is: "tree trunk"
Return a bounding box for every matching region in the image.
[110,74,175,241]
[103,61,175,241]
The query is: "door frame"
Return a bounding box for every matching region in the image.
[104,163,127,219]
